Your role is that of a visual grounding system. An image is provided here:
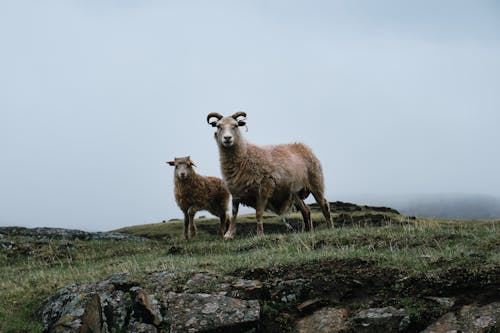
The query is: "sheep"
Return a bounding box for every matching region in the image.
[206,112,334,239]
[166,156,230,240]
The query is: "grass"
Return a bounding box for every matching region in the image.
[0,212,499,332]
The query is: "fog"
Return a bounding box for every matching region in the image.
[2,1,499,230]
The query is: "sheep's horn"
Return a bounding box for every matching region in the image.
[207,112,223,127]
[231,111,247,120]
[232,111,247,127]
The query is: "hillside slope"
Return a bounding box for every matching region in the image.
[1,202,498,332]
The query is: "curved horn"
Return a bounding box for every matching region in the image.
[207,112,223,127]
[231,111,247,120]
[231,111,247,127]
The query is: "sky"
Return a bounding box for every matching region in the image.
[1,1,499,231]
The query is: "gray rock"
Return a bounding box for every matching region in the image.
[130,287,162,326]
[230,278,264,300]
[270,279,309,303]
[352,306,409,333]
[422,302,500,333]
[425,296,456,309]
[41,287,102,333]
[183,272,222,293]
[0,226,148,241]
[181,272,264,300]
[296,306,349,333]
[41,271,261,333]
[164,292,260,333]
[0,239,15,249]
[127,322,158,333]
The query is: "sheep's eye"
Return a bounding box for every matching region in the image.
[175,165,179,169]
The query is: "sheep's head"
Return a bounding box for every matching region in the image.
[167,156,196,180]
[207,112,247,148]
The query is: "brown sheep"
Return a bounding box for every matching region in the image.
[206,112,333,239]
[167,156,229,240]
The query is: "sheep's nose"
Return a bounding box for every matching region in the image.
[223,135,232,141]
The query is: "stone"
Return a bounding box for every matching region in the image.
[0,239,15,249]
[230,278,264,300]
[41,271,262,333]
[422,302,500,333]
[270,279,309,303]
[295,306,349,333]
[42,289,102,333]
[126,322,158,333]
[0,226,148,241]
[164,292,260,333]
[352,306,409,333]
[425,296,456,309]
[130,287,162,326]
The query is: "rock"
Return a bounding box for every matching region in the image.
[270,279,309,303]
[183,272,223,293]
[126,322,158,333]
[335,213,399,227]
[101,289,129,331]
[164,292,260,332]
[0,226,148,241]
[181,272,264,300]
[130,287,162,326]
[295,306,349,333]
[230,278,264,300]
[0,239,15,249]
[41,286,102,333]
[422,302,500,333]
[425,296,456,309]
[352,306,409,333]
[309,201,400,215]
[41,271,261,333]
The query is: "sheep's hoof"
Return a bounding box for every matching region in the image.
[223,233,234,241]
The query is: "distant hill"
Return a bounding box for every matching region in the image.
[394,194,500,220]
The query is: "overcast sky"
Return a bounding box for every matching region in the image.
[1,1,499,231]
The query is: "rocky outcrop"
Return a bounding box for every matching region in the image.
[41,264,500,333]
[295,306,349,333]
[422,302,499,333]
[41,272,261,333]
[0,227,147,241]
[352,306,409,332]
[309,201,401,215]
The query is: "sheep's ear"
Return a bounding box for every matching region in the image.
[167,161,175,166]
[187,157,197,167]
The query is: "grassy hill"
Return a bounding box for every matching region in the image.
[0,204,499,332]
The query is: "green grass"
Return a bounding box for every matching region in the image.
[1,213,499,332]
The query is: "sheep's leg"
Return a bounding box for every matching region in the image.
[255,193,270,237]
[187,207,197,238]
[224,199,239,240]
[183,212,190,240]
[217,211,228,237]
[294,195,312,232]
[311,191,334,228]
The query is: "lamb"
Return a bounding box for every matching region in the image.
[167,156,230,240]
[206,112,333,239]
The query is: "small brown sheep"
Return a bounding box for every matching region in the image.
[167,156,230,240]
[207,112,334,239]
